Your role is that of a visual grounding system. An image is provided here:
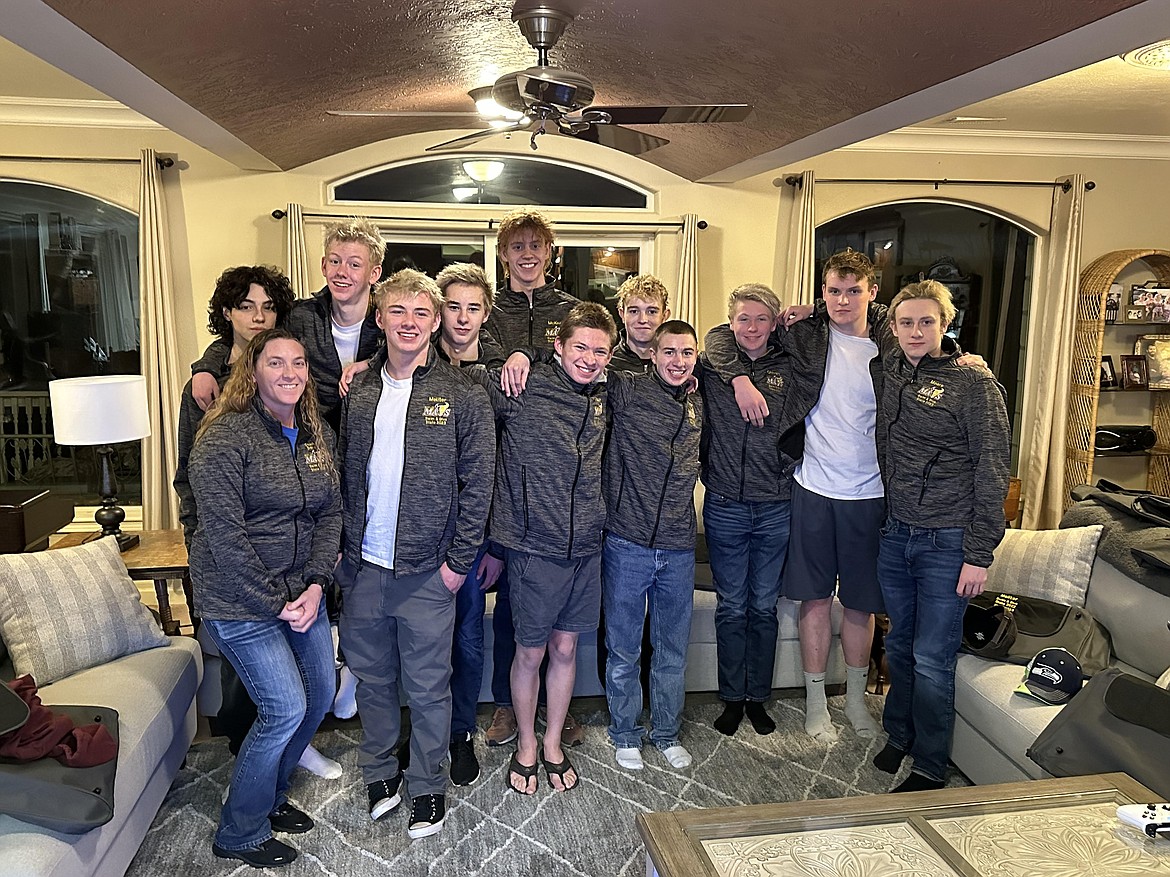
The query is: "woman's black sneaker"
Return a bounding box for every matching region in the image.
[268,802,313,834]
[449,731,480,786]
[212,838,298,868]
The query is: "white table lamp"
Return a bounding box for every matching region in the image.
[49,375,151,551]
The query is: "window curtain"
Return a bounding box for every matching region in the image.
[1020,174,1085,530]
[138,148,182,529]
[675,213,699,327]
[95,229,138,352]
[284,203,312,297]
[777,170,817,306]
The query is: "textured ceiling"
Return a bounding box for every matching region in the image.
[18,0,1156,179]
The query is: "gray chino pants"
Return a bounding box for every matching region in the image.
[337,558,456,797]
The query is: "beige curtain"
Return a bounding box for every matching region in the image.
[776,170,817,306]
[1021,175,1086,530]
[675,213,700,327]
[138,148,182,529]
[284,203,312,297]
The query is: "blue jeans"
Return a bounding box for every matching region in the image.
[702,494,791,702]
[490,563,514,706]
[204,604,333,850]
[877,518,968,783]
[451,544,488,736]
[602,534,695,750]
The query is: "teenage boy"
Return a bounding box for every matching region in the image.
[472,302,615,795]
[603,319,701,770]
[335,269,495,838]
[607,274,670,373]
[192,219,386,433]
[872,280,1009,793]
[699,284,798,736]
[480,208,585,750]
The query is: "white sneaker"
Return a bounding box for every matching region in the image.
[333,665,358,719]
[297,744,342,779]
[614,747,644,770]
[661,745,693,769]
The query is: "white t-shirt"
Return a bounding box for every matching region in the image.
[360,369,412,568]
[332,318,363,368]
[795,323,883,500]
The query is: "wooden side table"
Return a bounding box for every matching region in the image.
[53,529,190,636]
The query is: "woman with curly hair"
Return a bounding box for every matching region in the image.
[189,328,341,868]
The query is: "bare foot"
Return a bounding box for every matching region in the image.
[541,743,579,792]
[508,742,539,795]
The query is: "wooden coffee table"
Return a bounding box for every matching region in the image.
[54,529,189,636]
[637,772,1170,877]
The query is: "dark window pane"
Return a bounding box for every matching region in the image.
[0,182,140,506]
[336,157,647,208]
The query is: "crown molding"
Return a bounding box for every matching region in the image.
[846,126,1170,161]
[0,96,162,129]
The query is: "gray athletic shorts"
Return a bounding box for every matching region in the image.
[783,481,886,613]
[506,548,601,648]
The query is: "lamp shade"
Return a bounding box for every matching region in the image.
[49,375,151,445]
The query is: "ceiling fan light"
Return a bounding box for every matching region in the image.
[469,86,525,121]
[452,187,478,201]
[462,160,505,182]
[1121,40,1170,70]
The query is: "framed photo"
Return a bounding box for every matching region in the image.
[1100,355,1118,389]
[1136,335,1170,389]
[1130,284,1170,323]
[1126,308,1146,323]
[1120,354,1149,390]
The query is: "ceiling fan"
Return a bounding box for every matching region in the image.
[327,3,752,156]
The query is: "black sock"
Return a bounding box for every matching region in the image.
[892,772,945,793]
[744,701,776,735]
[714,701,745,735]
[872,743,905,774]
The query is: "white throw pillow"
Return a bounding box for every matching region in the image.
[984,525,1104,607]
[0,536,168,685]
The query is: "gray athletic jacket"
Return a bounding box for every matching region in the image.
[286,286,384,431]
[698,340,797,503]
[188,399,342,621]
[337,346,496,577]
[879,343,1011,567]
[604,370,703,550]
[472,360,608,558]
[480,281,580,353]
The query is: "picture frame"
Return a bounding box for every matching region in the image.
[1120,354,1149,390]
[1100,355,1117,389]
[1127,308,1146,323]
[1136,335,1170,389]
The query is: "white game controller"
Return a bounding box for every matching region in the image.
[1117,803,1170,839]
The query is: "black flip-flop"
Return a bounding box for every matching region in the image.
[540,752,579,792]
[507,750,539,795]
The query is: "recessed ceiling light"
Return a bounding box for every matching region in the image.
[1122,40,1170,70]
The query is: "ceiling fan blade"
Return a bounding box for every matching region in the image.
[570,124,669,155]
[327,110,482,118]
[426,122,527,152]
[589,104,753,125]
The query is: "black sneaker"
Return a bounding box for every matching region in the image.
[367,774,403,821]
[449,731,480,786]
[212,837,298,868]
[268,802,313,833]
[407,793,446,839]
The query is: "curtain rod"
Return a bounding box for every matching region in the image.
[0,155,176,168]
[271,209,705,230]
[779,175,1095,193]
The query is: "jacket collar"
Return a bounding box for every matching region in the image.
[496,279,560,306]
[250,396,304,442]
[548,356,605,396]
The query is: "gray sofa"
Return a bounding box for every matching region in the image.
[952,550,1170,787]
[0,636,203,877]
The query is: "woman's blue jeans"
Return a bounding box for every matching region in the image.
[877,518,968,783]
[204,604,333,850]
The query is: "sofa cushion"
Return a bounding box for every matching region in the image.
[954,653,1061,779]
[0,538,168,685]
[1086,556,1170,679]
[985,525,1103,607]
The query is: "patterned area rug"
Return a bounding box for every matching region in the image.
[127,693,969,876]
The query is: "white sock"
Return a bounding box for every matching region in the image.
[845,663,880,738]
[331,624,343,670]
[334,665,358,719]
[297,744,342,779]
[803,671,838,742]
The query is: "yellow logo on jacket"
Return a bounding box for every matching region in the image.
[544,322,562,345]
[423,397,451,425]
[592,396,605,427]
[302,442,325,472]
[916,381,945,407]
[765,371,784,391]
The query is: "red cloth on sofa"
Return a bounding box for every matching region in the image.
[0,675,116,766]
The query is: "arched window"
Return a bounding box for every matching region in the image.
[333,156,649,209]
[0,180,140,505]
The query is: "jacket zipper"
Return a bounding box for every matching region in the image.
[737,361,756,501]
[289,432,309,602]
[390,380,411,572]
[650,395,688,545]
[567,394,590,557]
[528,299,535,347]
